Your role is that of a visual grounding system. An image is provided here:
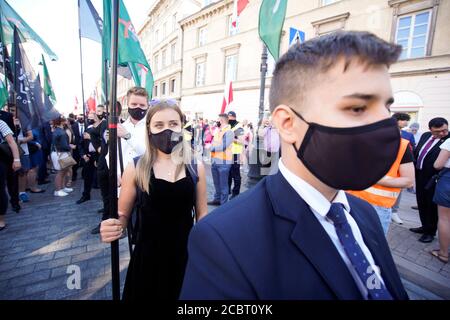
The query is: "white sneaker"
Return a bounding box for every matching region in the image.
[63,188,74,193]
[391,211,403,224]
[54,190,69,197]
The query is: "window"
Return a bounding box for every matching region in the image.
[154,85,158,97]
[163,22,167,38]
[203,0,215,6]
[162,82,166,96]
[172,14,177,32]
[395,10,431,60]
[195,62,205,86]
[266,51,276,77]
[170,79,176,93]
[228,15,238,36]
[322,0,339,5]
[154,55,159,72]
[225,54,238,82]
[198,27,207,46]
[162,49,167,68]
[171,43,176,64]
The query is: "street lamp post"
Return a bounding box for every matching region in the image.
[247,44,268,187]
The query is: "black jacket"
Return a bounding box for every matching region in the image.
[414,132,449,179]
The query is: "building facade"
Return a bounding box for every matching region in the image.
[179,0,450,129]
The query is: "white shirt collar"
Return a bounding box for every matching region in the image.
[278,158,351,217]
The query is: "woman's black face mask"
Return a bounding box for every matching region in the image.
[150,129,183,154]
[290,108,400,190]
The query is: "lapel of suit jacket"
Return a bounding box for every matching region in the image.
[347,200,404,299]
[266,172,363,300]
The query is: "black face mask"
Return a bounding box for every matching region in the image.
[216,121,221,128]
[97,113,105,120]
[88,119,95,125]
[69,118,75,125]
[128,107,147,121]
[78,119,84,124]
[150,129,183,154]
[229,119,237,127]
[291,108,400,190]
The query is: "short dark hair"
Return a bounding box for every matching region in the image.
[392,113,411,122]
[219,113,229,121]
[429,117,448,129]
[127,86,148,100]
[269,31,402,112]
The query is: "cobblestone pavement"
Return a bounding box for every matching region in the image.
[0,167,448,300]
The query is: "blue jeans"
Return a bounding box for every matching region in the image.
[373,205,392,236]
[211,163,232,205]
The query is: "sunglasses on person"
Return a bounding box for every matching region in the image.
[149,98,178,107]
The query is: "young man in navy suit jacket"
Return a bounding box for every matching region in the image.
[180,31,409,300]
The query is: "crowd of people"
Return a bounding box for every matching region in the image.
[1,31,449,300]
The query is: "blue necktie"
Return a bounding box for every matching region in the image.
[326,203,393,300]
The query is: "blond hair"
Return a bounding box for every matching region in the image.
[135,100,194,194]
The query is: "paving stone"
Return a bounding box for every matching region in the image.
[7,270,51,288]
[54,246,87,259]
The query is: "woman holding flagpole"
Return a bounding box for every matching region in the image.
[100,99,208,300]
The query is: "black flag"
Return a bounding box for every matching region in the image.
[12,27,39,130]
[33,74,60,124]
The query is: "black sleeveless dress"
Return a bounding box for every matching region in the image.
[122,167,195,300]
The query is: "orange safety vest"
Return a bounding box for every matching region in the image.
[211,125,232,161]
[348,138,410,208]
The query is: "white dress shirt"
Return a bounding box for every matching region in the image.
[106,117,147,172]
[79,123,84,136]
[278,159,385,299]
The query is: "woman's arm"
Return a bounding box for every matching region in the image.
[434,149,450,170]
[195,161,208,221]
[100,163,137,243]
[19,130,33,144]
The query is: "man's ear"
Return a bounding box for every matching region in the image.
[271,105,299,144]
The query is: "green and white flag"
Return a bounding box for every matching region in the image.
[102,0,152,101]
[129,62,154,99]
[0,78,7,110]
[0,0,58,60]
[42,54,56,105]
[258,0,288,60]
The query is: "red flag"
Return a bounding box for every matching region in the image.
[232,0,249,27]
[220,81,234,114]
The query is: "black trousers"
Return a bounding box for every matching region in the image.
[97,167,110,221]
[5,161,19,207]
[228,154,241,196]
[415,169,438,236]
[0,162,8,215]
[72,150,81,181]
[37,147,50,183]
[81,154,97,198]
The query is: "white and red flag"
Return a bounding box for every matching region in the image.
[220,80,234,114]
[231,0,249,28]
